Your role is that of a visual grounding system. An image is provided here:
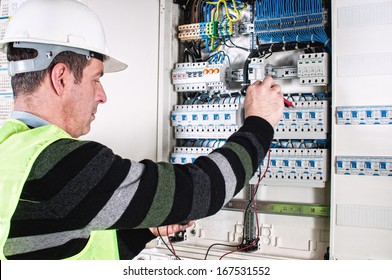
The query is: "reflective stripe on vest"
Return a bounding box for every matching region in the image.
[0,119,119,260]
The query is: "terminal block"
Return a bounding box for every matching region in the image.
[178,23,203,41]
[336,156,392,176]
[336,105,392,125]
[178,20,236,42]
[250,148,329,188]
[297,52,329,86]
[217,20,235,37]
[275,100,329,140]
[254,8,328,44]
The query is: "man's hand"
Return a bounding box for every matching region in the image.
[149,221,195,237]
[244,76,284,127]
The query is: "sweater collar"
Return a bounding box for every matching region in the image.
[11,111,51,128]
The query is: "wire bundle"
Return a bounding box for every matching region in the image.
[255,0,330,48]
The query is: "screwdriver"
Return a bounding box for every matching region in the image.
[283,98,294,108]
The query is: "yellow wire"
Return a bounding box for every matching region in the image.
[206,0,242,22]
[204,0,246,50]
[223,0,241,22]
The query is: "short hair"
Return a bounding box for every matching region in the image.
[7,44,90,98]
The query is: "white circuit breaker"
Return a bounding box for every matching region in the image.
[297,52,329,86]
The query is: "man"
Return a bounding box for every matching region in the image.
[0,0,283,260]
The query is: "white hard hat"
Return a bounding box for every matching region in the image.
[0,0,127,75]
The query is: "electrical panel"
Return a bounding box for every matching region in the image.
[139,0,333,261]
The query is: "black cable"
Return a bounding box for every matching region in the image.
[222,36,249,52]
[257,41,326,55]
[204,243,240,260]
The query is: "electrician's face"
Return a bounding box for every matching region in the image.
[63,58,106,138]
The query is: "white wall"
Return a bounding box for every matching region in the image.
[83,0,160,161]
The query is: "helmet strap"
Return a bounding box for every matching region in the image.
[8,41,103,76]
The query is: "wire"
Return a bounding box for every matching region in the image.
[218,149,271,260]
[254,0,330,47]
[156,227,182,260]
[203,189,252,260]
[166,225,181,260]
[218,242,258,260]
[223,36,249,52]
[204,243,239,260]
[207,0,242,22]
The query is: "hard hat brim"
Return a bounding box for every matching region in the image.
[104,56,128,73]
[0,38,128,74]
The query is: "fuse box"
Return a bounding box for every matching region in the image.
[142,0,392,260]
[138,0,334,261]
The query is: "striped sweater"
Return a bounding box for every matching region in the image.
[4,116,273,259]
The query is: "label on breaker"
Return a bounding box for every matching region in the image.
[175,125,238,139]
[336,156,392,176]
[336,105,392,125]
[250,148,329,188]
[275,100,329,140]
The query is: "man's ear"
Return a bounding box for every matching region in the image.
[50,63,70,96]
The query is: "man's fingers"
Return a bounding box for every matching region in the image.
[260,76,274,87]
[271,83,282,94]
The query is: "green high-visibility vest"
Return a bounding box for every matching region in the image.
[0,119,119,260]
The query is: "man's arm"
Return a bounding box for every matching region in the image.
[6,78,283,259]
